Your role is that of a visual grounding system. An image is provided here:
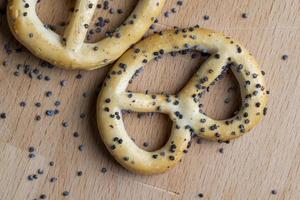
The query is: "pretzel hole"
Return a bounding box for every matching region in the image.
[36,0,73,36]
[123,112,172,151]
[36,0,137,42]
[200,69,241,120]
[85,0,137,43]
[127,51,206,94]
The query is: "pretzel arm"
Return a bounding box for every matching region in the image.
[118,92,172,113]
[63,0,98,51]
[180,53,228,97]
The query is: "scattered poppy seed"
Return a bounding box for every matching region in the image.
[271,190,277,195]
[35,115,41,121]
[28,146,35,152]
[37,169,44,175]
[282,54,288,60]
[76,74,82,79]
[20,101,26,107]
[242,13,248,18]
[73,132,79,137]
[27,175,33,181]
[62,121,68,127]
[101,167,107,173]
[143,142,149,147]
[198,193,204,198]
[0,113,6,119]
[29,153,35,158]
[60,80,67,86]
[78,144,84,151]
[219,148,224,154]
[50,177,57,182]
[80,113,86,119]
[62,191,69,197]
[203,15,209,20]
[45,91,52,97]
[54,100,61,106]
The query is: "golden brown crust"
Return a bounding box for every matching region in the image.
[7,0,165,70]
[97,27,268,175]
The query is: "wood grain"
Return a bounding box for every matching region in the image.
[0,0,299,199]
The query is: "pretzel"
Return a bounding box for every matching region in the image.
[97,27,268,175]
[7,0,165,70]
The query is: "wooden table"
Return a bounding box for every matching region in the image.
[0,0,299,199]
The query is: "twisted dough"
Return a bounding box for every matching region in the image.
[97,27,268,175]
[7,0,165,70]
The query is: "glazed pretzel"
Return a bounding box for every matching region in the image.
[7,0,165,70]
[97,27,268,175]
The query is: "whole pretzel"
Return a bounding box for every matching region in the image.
[7,0,165,70]
[97,27,268,175]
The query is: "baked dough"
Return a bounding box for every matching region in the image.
[97,27,268,175]
[7,0,165,70]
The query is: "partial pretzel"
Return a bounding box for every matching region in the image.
[97,27,268,174]
[7,0,165,70]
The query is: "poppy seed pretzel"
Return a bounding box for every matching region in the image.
[97,27,268,174]
[7,0,165,70]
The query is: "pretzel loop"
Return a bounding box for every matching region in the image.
[97,28,268,174]
[7,0,165,70]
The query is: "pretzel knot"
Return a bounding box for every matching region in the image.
[7,0,165,70]
[98,27,268,175]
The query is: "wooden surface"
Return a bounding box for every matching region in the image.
[0,0,299,199]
